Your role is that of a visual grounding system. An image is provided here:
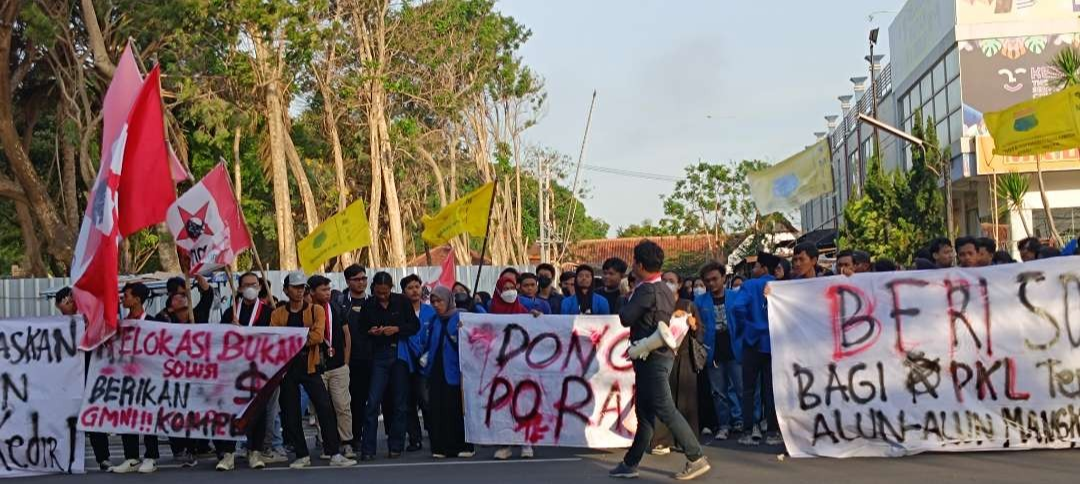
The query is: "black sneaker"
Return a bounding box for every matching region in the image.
[609,462,639,479]
[360,454,375,462]
[674,457,711,481]
[406,442,422,452]
[387,451,402,459]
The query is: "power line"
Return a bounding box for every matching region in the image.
[581,164,681,182]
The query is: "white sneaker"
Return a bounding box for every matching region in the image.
[329,454,357,467]
[109,459,140,474]
[739,426,763,446]
[765,433,784,446]
[248,451,266,470]
[215,453,235,471]
[319,452,331,460]
[457,450,475,458]
[289,456,311,469]
[714,427,730,441]
[701,427,712,436]
[432,453,447,459]
[137,458,157,474]
[493,447,512,460]
[520,445,534,459]
[342,444,356,459]
[262,449,288,464]
[651,445,671,455]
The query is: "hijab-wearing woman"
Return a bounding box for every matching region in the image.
[487,275,539,459]
[422,287,474,459]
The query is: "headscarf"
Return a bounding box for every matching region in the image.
[430,286,458,318]
[489,275,528,314]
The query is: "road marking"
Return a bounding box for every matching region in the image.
[263,457,583,471]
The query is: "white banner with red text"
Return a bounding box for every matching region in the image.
[0,317,85,477]
[78,320,307,440]
[769,257,1080,458]
[460,313,688,449]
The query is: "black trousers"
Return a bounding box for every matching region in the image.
[741,347,778,432]
[281,362,341,458]
[349,358,372,445]
[623,353,703,468]
[406,372,429,445]
[121,434,159,461]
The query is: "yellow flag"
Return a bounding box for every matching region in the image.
[747,138,833,213]
[298,199,371,274]
[421,182,496,247]
[984,85,1080,157]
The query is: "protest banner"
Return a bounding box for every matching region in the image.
[459,313,688,449]
[79,320,307,440]
[770,257,1080,458]
[0,317,85,477]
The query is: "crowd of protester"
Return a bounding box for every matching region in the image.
[49,234,1071,474]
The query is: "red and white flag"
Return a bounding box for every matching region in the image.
[73,46,184,349]
[426,246,458,291]
[72,45,140,350]
[166,164,252,275]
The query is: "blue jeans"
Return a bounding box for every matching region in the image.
[623,352,703,468]
[362,347,409,455]
[707,360,743,429]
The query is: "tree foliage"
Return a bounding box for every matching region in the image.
[839,112,946,265]
[0,0,605,275]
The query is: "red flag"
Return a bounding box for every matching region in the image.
[71,45,144,349]
[166,164,252,274]
[426,246,457,290]
[117,66,176,237]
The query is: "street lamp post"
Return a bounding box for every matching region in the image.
[868,28,881,153]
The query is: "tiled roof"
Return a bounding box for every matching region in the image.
[565,234,723,267]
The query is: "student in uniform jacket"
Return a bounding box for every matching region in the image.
[401,274,434,452]
[730,252,779,447]
[420,286,474,458]
[560,265,611,315]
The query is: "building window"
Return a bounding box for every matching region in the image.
[933,60,946,94]
[945,49,960,81]
[920,75,933,105]
[947,77,961,114]
[934,91,949,124]
[1032,208,1080,242]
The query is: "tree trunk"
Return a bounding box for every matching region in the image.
[0,6,74,266]
[14,201,47,276]
[283,116,321,235]
[316,48,353,267]
[233,126,243,201]
[1035,155,1062,246]
[79,0,116,78]
[156,223,181,272]
[264,73,297,270]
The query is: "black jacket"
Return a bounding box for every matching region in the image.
[620,280,675,345]
[356,293,420,354]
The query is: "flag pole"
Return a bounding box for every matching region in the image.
[218,158,276,306]
[223,265,239,324]
[471,179,498,295]
[423,242,433,266]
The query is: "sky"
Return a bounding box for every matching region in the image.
[496,0,906,236]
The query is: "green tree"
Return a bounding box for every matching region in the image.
[617,220,674,238]
[839,113,946,264]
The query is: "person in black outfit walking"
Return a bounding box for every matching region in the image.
[610,240,711,481]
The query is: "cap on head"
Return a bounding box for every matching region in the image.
[286,271,307,287]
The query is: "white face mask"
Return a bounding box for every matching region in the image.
[665,282,679,293]
[693,287,707,297]
[500,289,518,303]
[242,286,259,301]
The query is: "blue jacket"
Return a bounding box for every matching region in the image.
[402,303,436,372]
[729,275,774,354]
[693,293,719,363]
[421,311,462,386]
[519,296,552,314]
[724,289,742,362]
[560,292,611,315]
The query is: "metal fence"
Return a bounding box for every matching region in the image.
[0,265,535,320]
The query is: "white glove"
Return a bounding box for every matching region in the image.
[419,352,429,368]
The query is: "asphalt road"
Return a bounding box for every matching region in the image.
[20,432,1080,483]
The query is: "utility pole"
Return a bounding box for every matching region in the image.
[558,90,598,263]
[868,28,882,154]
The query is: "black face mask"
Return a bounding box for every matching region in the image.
[538,276,553,289]
[454,293,472,309]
